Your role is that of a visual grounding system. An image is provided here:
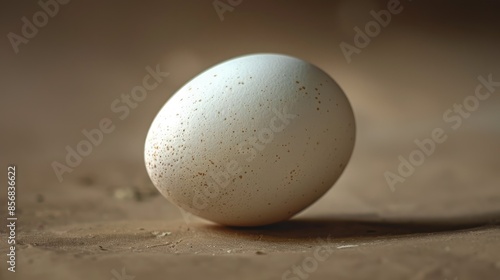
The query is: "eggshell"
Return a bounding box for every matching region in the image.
[145,53,355,226]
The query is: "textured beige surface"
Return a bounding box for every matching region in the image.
[1,1,499,279]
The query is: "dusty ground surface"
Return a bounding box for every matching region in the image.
[1,1,500,279]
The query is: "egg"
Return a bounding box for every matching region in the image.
[144,53,355,226]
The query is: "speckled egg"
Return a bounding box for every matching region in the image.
[144,53,355,226]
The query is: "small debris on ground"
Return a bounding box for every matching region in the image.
[151,231,172,238]
[337,245,358,249]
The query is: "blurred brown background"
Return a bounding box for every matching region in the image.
[1,1,500,279]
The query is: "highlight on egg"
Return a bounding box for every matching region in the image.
[144,53,355,226]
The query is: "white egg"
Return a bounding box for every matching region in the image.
[145,53,355,226]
